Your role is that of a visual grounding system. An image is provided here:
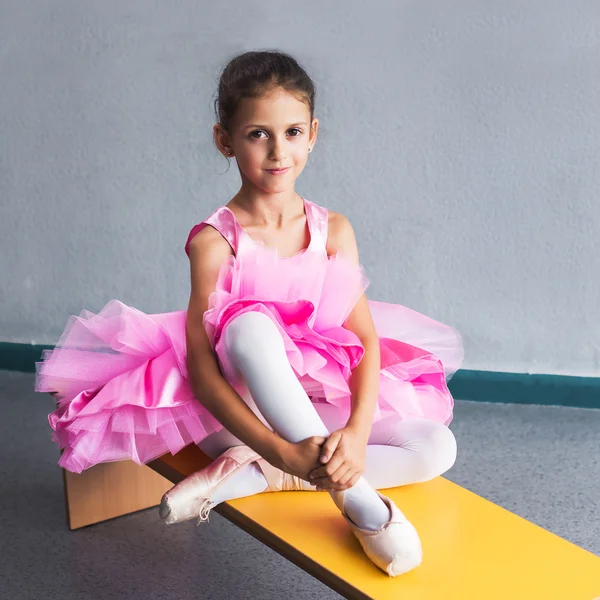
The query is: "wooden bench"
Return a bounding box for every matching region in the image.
[62,443,600,599]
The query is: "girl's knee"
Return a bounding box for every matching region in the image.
[388,418,457,481]
[420,421,457,479]
[223,311,283,362]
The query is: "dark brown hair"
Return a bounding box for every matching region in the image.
[214,49,316,143]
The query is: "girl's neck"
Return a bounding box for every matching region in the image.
[228,191,304,226]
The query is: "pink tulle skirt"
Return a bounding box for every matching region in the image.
[36,248,464,474]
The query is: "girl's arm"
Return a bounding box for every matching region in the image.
[185,228,288,466]
[326,212,381,443]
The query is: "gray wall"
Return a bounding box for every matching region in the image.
[2,1,598,377]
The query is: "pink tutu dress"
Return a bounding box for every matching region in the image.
[35,198,464,474]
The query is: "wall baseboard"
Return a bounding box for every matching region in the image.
[446,368,600,410]
[2,342,599,410]
[1,342,54,374]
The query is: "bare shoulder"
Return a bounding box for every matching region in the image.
[187,225,232,268]
[326,210,359,261]
[187,225,233,303]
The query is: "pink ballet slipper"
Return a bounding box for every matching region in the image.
[159,445,305,526]
[330,488,423,577]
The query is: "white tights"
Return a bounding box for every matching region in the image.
[197,311,457,530]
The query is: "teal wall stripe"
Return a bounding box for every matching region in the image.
[1,342,53,374]
[446,368,600,410]
[1,342,599,409]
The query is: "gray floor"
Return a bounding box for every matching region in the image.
[2,369,599,600]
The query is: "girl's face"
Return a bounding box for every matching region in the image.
[215,87,318,195]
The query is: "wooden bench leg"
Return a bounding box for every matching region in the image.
[62,459,173,530]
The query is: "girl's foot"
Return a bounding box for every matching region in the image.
[159,445,305,525]
[330,488,423,577]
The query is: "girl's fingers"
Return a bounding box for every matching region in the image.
[349,473,362,488]
[336,466,355,487]
[314,465,357,491]
[309,453,344,481]
[320,432,341,462]
[324,463,352,488]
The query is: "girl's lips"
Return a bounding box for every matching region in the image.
[266,167,290,174]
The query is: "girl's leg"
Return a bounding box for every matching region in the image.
[197,311,457,519]
[197,388,277,502]
[199,403,458,492]
[314,403,458,489]
[208,310,390,530]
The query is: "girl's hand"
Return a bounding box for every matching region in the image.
[307,427,368,492]
[277,436,328,482]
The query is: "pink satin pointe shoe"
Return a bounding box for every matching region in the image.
[159,445,305,526]
[330,488,423,577]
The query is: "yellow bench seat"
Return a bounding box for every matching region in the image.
[146,444,600,600]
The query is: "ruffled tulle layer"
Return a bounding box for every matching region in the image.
[35,304,225,473]
[36,246,463,473]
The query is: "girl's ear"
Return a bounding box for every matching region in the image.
[213,123,233,157]
[310,118,319,146]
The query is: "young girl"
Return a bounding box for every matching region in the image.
[36,50,463,578]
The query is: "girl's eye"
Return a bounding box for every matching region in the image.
[249,128,302,139]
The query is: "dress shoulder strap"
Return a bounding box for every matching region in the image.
[184,206,242,257]
[304,199,329,253]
